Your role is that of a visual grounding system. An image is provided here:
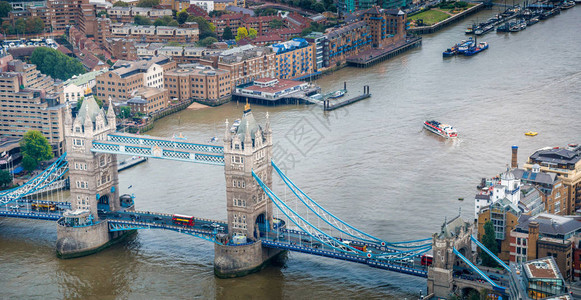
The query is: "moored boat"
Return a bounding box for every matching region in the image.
[525,131,538,136]
[475,25,494,36]
[464,42,489,56]
[527,17,539,26]
[423,120,458,138]
[443,45,458,57]
[329,90,346,98]
[560,1,575,9]
[457,38,475,54]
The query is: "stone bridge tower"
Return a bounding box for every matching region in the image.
[214,104,282,277]
[56,96,125,258]
[427,215,473,298]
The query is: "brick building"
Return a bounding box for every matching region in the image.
[200,45,275,88]
[523,144,581,213]
[127,87,169,115]
[110,24,200,44]
[164,64,231,104]
[107,7,173,23]
[95,56,176,102]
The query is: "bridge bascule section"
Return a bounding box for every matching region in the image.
[0,97,512,292]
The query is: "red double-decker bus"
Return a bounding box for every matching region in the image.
[172,214,195,226]
[421,254,433,266]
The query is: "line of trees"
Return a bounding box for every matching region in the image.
[30,47,85,81]
[1,17,44,35]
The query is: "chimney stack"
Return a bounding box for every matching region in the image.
[528,221,539,261]
[511,145,518,169]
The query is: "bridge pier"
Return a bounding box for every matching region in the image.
[214,241,284,278]
[56,221,135,258]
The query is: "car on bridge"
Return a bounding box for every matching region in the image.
[9,205,19,210]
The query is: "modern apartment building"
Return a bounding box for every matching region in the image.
[326,21,372,66]
[362,7,407,48]
[0,58,65,155]
[271,38,316,80]
[164,64,231,104]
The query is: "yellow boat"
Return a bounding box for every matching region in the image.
[525,131,538,136]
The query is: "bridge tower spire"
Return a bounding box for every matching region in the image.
[215,106,282,277]
[56,95,125,258]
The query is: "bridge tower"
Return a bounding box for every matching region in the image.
[56,96,127,258]
[214,103,282,277]
[427,215,473,298]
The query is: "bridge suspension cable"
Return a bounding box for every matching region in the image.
[254,170,429,261]
[271,161,432,249]
[0,152,69,205]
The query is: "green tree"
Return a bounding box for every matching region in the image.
[30,47,85,80]
[312,2,325,13]
[97,10,108,17]
[113,1,129,6]
[323,0,333,9]
[0,169,11,187]
[209,10,226,17]
[168,20,179,26]
[254,7,277,16]
[327,4,336,12]
[177,10,189,24]
[269,18,284,29]
[222,27,233,40]
[134,15,152,25]
[187,16,216,39]
[198,36,217,47]
[0,1,12,18]
[153,15,173,26]
[248,27,257,39]
[119,106,131,119]
[235,26,248,42]
[15,18,26,34]
[22,155,37,172]
[481,221,499,268]
[137,0,159,7]
[20,131,53,172]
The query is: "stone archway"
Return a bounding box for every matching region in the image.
[98,194,110,211]
[255,213,267,239]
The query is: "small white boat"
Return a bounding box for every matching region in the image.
[329,90,345,99]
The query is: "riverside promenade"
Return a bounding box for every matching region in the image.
[408,3,485,34]
[346,37,422,68]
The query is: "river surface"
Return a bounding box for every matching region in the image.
[1,7,580,299]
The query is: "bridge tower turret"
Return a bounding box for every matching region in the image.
[215,104,282,277]
[427,215,473,298]
[56,96,125,258]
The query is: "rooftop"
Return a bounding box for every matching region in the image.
[529,146,581,166]
[516,213,581,236]
[243,78,306,94]
[523,257,561,280]
[64,69,108,87]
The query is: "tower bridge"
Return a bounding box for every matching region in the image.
[0,96,510,298]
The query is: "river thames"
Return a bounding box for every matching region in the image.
[1,7,580,299]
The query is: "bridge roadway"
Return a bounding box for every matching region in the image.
[260,228,429,278]
[91,133,225,165]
